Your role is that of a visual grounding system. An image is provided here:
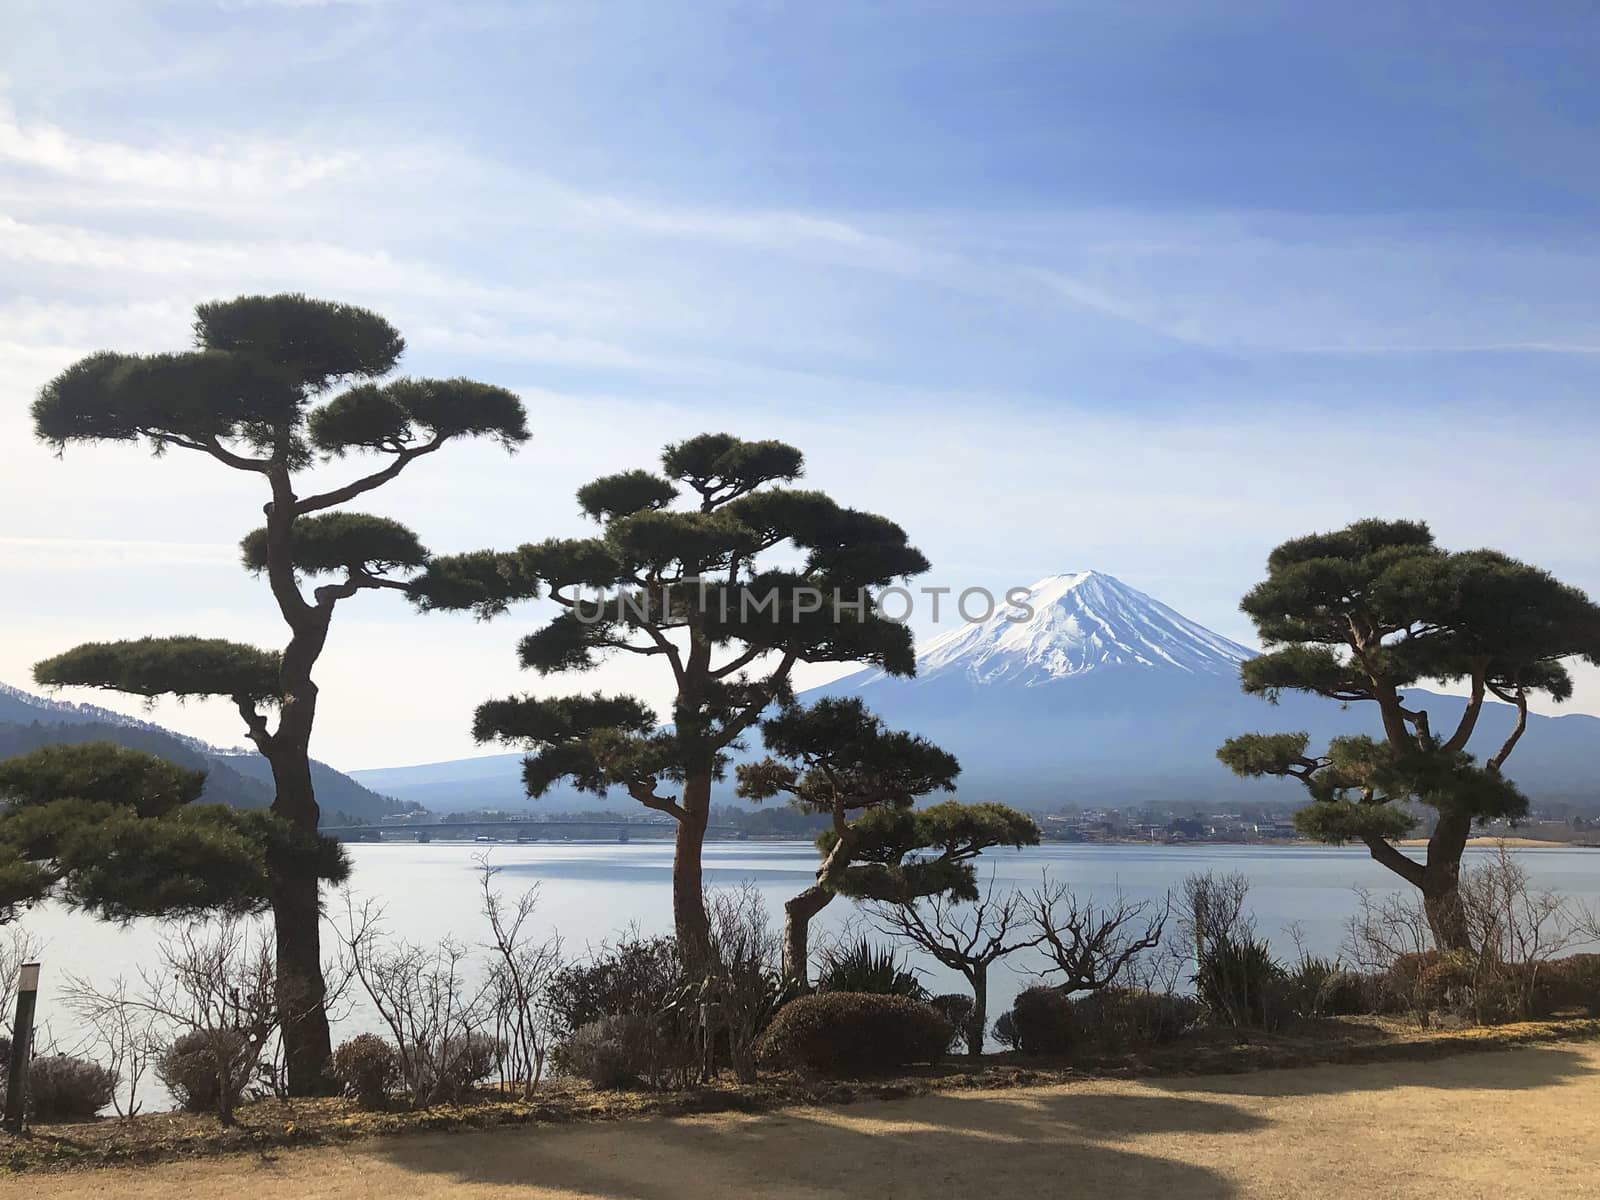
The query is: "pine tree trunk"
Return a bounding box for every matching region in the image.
[1424,810,1473,952]
[673,772,713,962]
[966,969,987,1058]
[784,885,833,987]
[260,476,337,1095]
[266,710,333,1095]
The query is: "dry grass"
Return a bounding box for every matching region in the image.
[10,1037,1599,1199]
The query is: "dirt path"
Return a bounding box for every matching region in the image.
[14,1040,1600,1200]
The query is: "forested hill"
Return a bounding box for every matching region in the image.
[0,683,419,824]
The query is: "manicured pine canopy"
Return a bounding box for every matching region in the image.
[0,742,346,924]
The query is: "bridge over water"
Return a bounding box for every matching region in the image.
[323,819,744,843]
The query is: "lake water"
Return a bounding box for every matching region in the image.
[15,841,1600,1102]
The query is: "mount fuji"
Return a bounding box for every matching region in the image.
[353,571,1600,811]
[860,571,1253,687]
[809,571,1600,808]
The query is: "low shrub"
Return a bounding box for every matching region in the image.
[548,935,684,1039]
[1529,954,1600,1018]
[1072,987,1201,1048]
[814,938,927,999]
[928,993,975,1052]
[25,1054,118,1121]
[1284,956,1371,1019]
[330,1034,400,1110]
[552,1014,651,1089]
[758,992,952,1076]
[1004,986,1075,1055]
[1196,936,1288,1029]
[1383,949,1473,1022]
[156,1029,252,1116]
[407,1032,504,1103]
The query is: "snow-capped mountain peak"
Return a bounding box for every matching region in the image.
[898,571,1254,686]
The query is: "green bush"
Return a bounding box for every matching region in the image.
[156,1029,252,1114]
[548,935,684,1038]
[1196,936,1288,1029]
[1284,956,1371,1019]
[1072,987,1201,1048]
[551,1014,651,1089]
[758,992,952,1076]
[928,993,975,1052]
[330,1034,400,1109]
[26,1054,118,1121]
[814,937,927,999]
[1003,986,1075,1055]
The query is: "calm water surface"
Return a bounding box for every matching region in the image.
[22,841,1600,1064]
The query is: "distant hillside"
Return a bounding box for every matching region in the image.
[352,571,1600,814]
[0,683,419,824]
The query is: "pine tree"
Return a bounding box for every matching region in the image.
[413,433,927,957]
[0,741,343,925]
[30,295,527,1090]
[844,801,1041,1055]
[1218,518,1600,949]
[736,697,959,984]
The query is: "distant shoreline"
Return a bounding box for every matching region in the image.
[1396,835,1593,850]
[347,833,1600,851]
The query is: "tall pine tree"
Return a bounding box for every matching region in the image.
[1218,518,1600,949]
[414,433,927,956]
[31,295,527,1090]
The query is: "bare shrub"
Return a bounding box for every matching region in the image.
[871,875,1041,1057]
[335,894,496,1107]
[1345,845,1597,1026]
[476,859,561,1097]
[60,975,161,1117]
[1180,870,1254,963]
[65,919,295,1125]
[0,927,41,1040]
[1460,843,1590,1019]
[1026,881,1171,995]
[705,884,790,1084]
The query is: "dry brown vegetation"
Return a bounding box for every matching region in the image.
[11,1034,1600,1200]
[4,1014,1597,1177]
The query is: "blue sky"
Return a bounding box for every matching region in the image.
[2,1,1598,766]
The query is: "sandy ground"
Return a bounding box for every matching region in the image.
[1397,836,1586,849]
[15,1041,1600,1200]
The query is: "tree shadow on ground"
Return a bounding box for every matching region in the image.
[1150,1042,1597,1098]
[374,1087,1257,1199]
[370,1046,1597,1197]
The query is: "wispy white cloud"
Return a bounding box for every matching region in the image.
[0,535,237,570]
[0,103,358,194]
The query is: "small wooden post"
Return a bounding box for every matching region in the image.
[3,961,40,1135]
